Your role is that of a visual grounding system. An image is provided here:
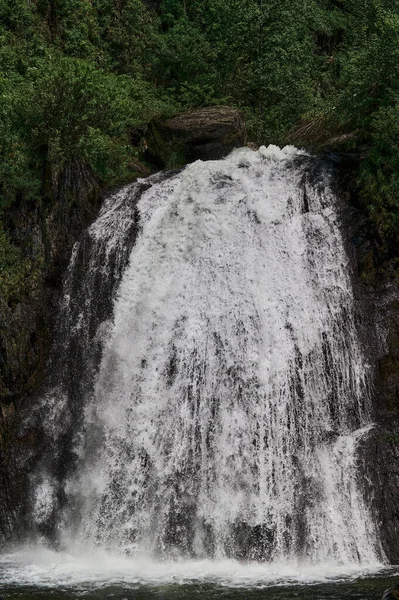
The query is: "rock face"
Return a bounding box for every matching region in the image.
[333,154,399,564]
[0,161,104,543]
[145,106,247,168]
[0,163,102,402]
[360,426,399,563]
[375,289,399,416]
[383,586,399,600]
[359,283,399,564]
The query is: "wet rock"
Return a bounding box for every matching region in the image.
[383,586,399,600]
[144,106,247,168]
[333,163,399,564]
[375,291,399,417]
[0,160,105,545]
[359,424,399,563]
[355,278,399,564]
[1,162,103,406]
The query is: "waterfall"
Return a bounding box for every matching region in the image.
[34,146,381,565]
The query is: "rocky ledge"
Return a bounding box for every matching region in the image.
[144,106,247,168]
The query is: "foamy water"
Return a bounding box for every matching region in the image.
[0,547,387,589]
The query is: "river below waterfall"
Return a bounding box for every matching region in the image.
[0,550,397,599]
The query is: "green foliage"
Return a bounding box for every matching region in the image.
[358,102,399,255]
[22,56,143,179]
[336,3,399,131]
[185,0,261,103]
[93,0,158,76]
[249,1,316,141]
[0,0,399,277]
[54,0,101,59]
[0,0,37,34]
[326,2,399,257]
[151,0,331,140]
[152,14,218,105]
[0,52,174,211]
[0,74,39,211]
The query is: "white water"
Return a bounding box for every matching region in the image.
[0,547,386,590]
[24,145,383,581]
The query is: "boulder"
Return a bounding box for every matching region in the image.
[144,106,247,168]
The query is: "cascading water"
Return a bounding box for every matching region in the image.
[33,146,382,569]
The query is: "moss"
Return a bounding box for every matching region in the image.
[0,224,41,309]
[166,149,190,169]
[381,431,399,445]
[359,251,377,285]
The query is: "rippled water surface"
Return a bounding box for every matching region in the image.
[1,576,399,600]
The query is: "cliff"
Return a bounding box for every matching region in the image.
[0,107,246,543]
[0,161,104,541]
[335,158,399,563]
[0,125,399,560]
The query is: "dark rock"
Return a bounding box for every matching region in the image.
[372,284,399,418]
[1,162,103,404]
[332,159,399,564]
[359,424,399,563]
[0,160,105,545]
[354,275,399,564]
[383,586,399,600]
[144,106,247,168]
[129,123,148,147]
[351,252,399,563]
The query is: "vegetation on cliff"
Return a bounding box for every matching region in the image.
[1,0,399,330]
[0,0,398,239]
